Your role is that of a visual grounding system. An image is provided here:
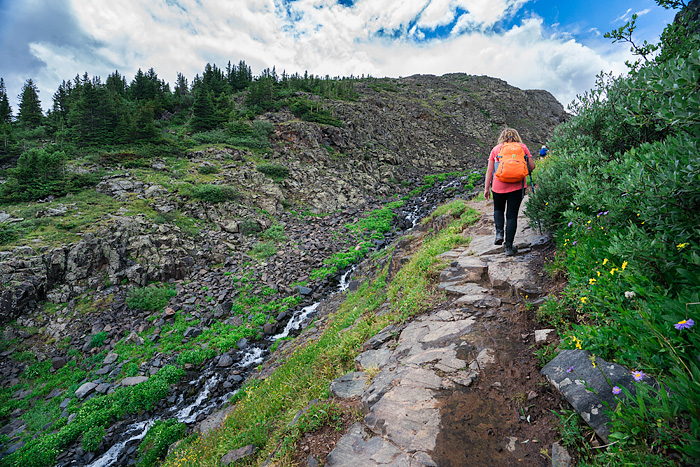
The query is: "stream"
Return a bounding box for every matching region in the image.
[77,173,479,467]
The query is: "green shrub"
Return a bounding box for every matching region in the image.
[126,284,177,312]
[186,184,237,203]
[197,164,219,175]
[239,219,262,236]
[256,163,289,180]
[137,419,187,467]
[524,8,700,463]
[0,223,23,245]
[89,331,108,348]
[0,148,66,202]
[251,241,277,259]
[260,223,286,242]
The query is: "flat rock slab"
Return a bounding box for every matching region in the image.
[326,423,434,467]
[542,349,643,441]
[439,283,489,296]
[487,256,539,293]
[355,349,393,371]
[121,376,149,386]
[330,372,368,399]
[75,382,98,399]
[464,235,503,256]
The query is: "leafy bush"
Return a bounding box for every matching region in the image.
[0,223,23,245]
[197,164,219,175]
[0,148,66,202]
[256,163,289,180]
[81,425,105,452]
[239,219,262,236]
[260,223,286,242]
[525,6,700,463]
[126,284,177,312]
[251,241,277,259]
[89,331,108,348]
[137,419,187,467]
[184,184,237,203]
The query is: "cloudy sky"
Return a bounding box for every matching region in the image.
[0,0,678,112]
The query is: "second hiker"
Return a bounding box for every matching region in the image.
[483,128,535,256]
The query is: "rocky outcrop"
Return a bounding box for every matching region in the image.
[0,217,196,322]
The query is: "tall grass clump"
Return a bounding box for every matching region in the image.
[526,3,700,463]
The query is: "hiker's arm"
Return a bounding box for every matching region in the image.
[484,158,495,200]
[524,146,536,172]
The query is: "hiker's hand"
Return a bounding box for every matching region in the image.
[484,188,490,200]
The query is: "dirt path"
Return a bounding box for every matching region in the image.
[321,198,564,467]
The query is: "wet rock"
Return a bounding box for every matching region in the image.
[195,405,236,436]
[221,444,256,466]
[183,327,202,338]
[295,286,313,296]
[217,354,234,368]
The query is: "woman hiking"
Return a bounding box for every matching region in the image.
[483,128,535,256]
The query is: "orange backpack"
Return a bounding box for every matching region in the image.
[494,142,529,183]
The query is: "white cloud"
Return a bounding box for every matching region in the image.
[10,0,637,111]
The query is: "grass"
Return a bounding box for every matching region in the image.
[161,199,478,467]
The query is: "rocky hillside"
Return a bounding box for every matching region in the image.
[0,73,564,466]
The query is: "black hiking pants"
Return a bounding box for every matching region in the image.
[493,190,524,246]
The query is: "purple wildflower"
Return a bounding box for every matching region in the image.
[568,221,573,227]
[604,211,609,215]
[597,212,603,217]
[612,386,622,395]
[572,241,577,245]
[632,371,645,382]
[674,319,695,330]
[587,226,592,230]
[567,366,574,373]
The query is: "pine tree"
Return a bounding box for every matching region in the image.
[18,79,43,128]
[68,75,117,146]
[0,78,12,123]
[190,90,217,132]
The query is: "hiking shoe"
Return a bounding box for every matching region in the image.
[494,230,504,245]
[505,244,518,256]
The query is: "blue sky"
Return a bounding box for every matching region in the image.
[0,0,679,112]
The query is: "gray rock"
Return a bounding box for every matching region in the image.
[552,442,572,467]
[326,423,417,466]
[217,354,233,368]
[542,349,642,441]
[329,372,368,399]
[221,444,256,466]
[121,376,149,387]
[103,351,119,365]
[295,285,313,296]
[75,382,98,399]
[51,357,66,370]
[354,349,392,371]
[535,329,556,343]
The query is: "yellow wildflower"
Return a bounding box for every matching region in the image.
[589,354,597,368]
[581,297,588,304]
[602,258,609,266]
[597,271,601,277]
[610,268,618,275]
[677,243,689,249]
[589,278,596,285]
[621,261,628,270]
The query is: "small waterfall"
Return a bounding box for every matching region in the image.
[87,420,154,467]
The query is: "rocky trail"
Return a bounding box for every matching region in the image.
[307,198,570,467]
